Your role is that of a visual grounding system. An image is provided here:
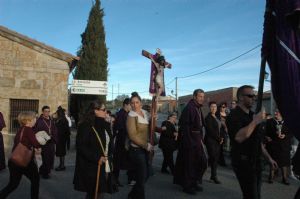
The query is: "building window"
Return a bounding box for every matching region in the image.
[9,99,39,133]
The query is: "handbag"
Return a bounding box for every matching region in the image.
[10,128,33,167]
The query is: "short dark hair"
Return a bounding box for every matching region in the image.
[123,98,130,106]
[237,85,254,101]
[42,105,50,111]
[130,92,142,102]
[208,101,217,107]
[193,89,204,97]
[167,112,177,120]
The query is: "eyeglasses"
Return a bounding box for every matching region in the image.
[243,94,256,99]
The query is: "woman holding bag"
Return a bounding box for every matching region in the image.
[0,111,41,199]
[73,101,114,199]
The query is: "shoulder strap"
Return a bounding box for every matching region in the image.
[19,127,25,143]
[92,126,106,156]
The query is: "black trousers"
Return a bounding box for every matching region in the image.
[128,147,148,199]
[161,148,174,173]
[0,160,39,199]
[233,161,262,199]
[295,186,300,199]
[208,150,220,179]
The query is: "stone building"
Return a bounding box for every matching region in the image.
[0,25,77,134]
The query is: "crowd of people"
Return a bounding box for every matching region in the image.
[0,86,299,199]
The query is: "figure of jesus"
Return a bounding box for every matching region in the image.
[147,48,171,97]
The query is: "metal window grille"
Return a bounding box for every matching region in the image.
[9,99,39,133]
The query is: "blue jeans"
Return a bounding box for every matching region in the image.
[128,147,148,199]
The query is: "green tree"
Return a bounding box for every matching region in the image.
[71,0,108,123]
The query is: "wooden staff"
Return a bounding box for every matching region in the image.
[95,159,102,199]
[255,57,267,113]
[150,96,157,145]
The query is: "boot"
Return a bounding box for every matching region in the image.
[268,167,274,183]
[282,167,290,185]
[55,157,66,171]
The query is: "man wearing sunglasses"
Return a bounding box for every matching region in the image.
[226,85,277,199]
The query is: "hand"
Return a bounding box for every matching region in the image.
[99,156,107,165]
[34,148,42,154]
[269,158,278,170]
[146,143,154,152]
[161,126,167,131]
[265,136,272,142]
[253,111,265,125]
[278,134,286,139]
[220,138,224,144]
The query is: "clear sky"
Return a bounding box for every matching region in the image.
[0,0,270,99]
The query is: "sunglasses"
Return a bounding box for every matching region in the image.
[243,94,256,99]
[96,107,106,111]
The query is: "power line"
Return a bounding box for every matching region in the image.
[177,44,261,79]
[165,78,176,86]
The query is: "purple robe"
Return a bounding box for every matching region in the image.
[173,99,207,188]
[0,112,6,170]
[149,53,166,96]
[34,115,57,175]
[262,0,300,140]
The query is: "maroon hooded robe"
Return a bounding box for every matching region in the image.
[0,112,6,170]
[34,115,57,175]
[173,99,207,188]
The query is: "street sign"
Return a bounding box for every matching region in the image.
[71,79,108,95]
[72,79,107,88]
[71,86,107,95]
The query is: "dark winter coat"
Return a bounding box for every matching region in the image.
[73,117,113,194]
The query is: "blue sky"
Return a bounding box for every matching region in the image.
[0,0,270,99]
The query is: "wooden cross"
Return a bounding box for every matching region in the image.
[141,49,172,145]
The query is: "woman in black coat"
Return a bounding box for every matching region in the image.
[54,106,70,171]
[73,101,114,199]
[159,113,178,175]
[205,101,223,184]
[266,110,292,185]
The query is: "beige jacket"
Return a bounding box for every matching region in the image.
[126,110,149,149]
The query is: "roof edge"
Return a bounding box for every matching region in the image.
[0,25,78,63]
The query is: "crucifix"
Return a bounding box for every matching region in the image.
[141,48,172,145]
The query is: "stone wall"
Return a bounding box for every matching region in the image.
[0,34,70,135]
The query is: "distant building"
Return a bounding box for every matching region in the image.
[157,95,176,113]
[0,25,77,134]
[178,87,273,116]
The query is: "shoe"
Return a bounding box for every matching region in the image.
[211,177,221,184]
[282,180,290,185]
[161,169,170,174]
[128,180,136,186]
[183,187,196,195]
[41,174,50,179]
[193,184,203,192]
[55,166,66,171]
[117,181,124,187]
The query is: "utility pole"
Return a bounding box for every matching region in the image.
[112,84,114,109]
[118,83,120,97]
[175,77,178,111]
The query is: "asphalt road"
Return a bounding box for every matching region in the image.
[0,129,299,199]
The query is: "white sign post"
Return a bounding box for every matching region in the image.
[71,80,108,95]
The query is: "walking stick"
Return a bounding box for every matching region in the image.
[95,159,102,199]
